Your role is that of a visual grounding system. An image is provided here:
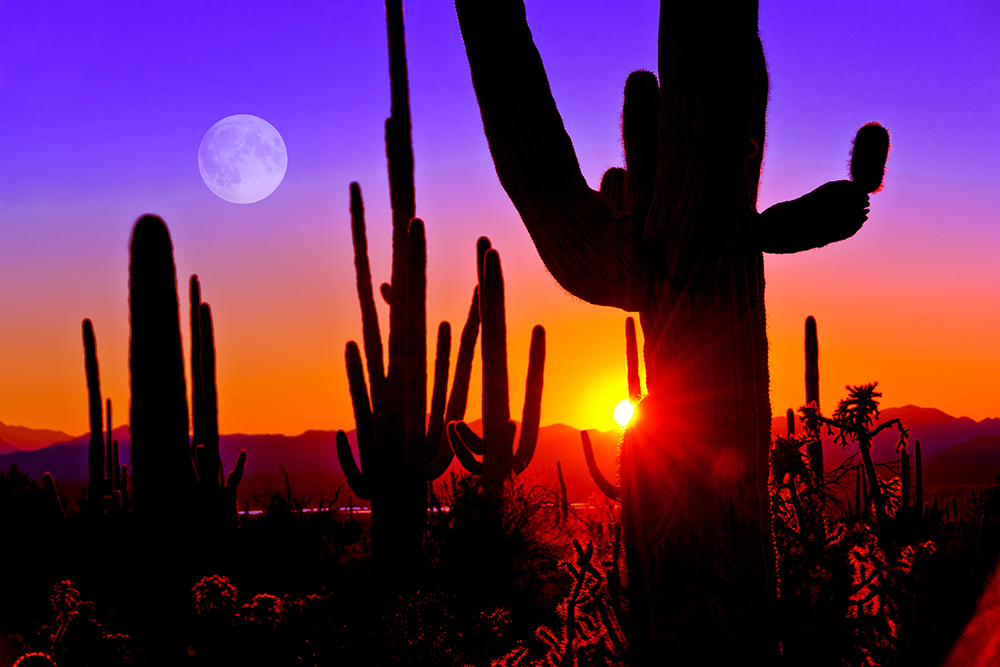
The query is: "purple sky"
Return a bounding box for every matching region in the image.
[0,0,997,436]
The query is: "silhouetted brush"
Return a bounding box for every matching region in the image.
[456,2,886,658]
[128,215,196,524]
[82,319,106,514]
[448,246,545,509]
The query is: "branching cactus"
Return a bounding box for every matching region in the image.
[455,1,888,660]
[334,0,480,570]
[448,245,545,510]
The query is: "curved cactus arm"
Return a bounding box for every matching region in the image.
[426,287,480,479]
[425,321,452,464]
[336,430,373,501]
[455,0,650,310]
[512,325,545,474]
[448,421,483,475]
[756,180,869,253]
[758,123,886,254]
[345,342,375,469]
[454,421,485,456]
[625,317,641,403]
[225,450,247,492]
[581,430,620,501]
[349,183,386,404]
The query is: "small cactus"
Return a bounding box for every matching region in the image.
[82,319,105,513]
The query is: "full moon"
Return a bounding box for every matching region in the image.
[198,114,287,204]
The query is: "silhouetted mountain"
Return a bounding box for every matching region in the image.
[0,421,76,453]
[0,421,623,509]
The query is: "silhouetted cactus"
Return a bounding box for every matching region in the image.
[850,123,891,194]
[900,446,911,530]
[805,316,823,479]
[334,0,481,570]
[456,2,886,658]
[128,215,197,524]
[188,279,247,528]
[104,399,114,494]
[448,247,545,509]
[580,317,641,502]
[915,438,924,526]
[82,319,105,514]
[810,383,908,542]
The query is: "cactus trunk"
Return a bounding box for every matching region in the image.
[128,215,196,525]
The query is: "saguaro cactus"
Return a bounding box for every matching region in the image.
[448,246,546,508]
[82,319,105,513]
[335,0,480,571]
[129,215,197,524]
[455,2,887,661]
[805,316,823,479]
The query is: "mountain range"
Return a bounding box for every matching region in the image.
[2,405,997,511]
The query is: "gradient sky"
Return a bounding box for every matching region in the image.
[1,0,997,437]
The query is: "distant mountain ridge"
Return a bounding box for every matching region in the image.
[3,405,996,509]
[0,421,76,454]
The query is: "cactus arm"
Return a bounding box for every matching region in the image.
[225,450,247,491]
[190,275,203,450]
[599,168,628,210]
[454,421,485,456]
[425,321,451,464]
[455,0,650,310]
[581,430,620,501]
[625,317,641,403]
[344,342,375,472]
[426,287,481,479]
[448,421,483,475]
[198,302,221,488]
[622,70,660,230]
[758,123,887,254]
[756,180,869,253]
[336,430,372,501]
[350,184,387,403]
[512,325,545,473]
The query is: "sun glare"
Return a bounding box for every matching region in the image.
[613,398,634,428]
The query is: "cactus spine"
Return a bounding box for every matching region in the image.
[448,246,545,509]
[335,0,481,571]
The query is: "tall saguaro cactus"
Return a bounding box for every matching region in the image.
[448,245,546,509]
[335,0,480,572]
[129,215,197,525]
[455,2,887,661]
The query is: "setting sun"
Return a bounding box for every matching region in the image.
[613,398,634,428]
